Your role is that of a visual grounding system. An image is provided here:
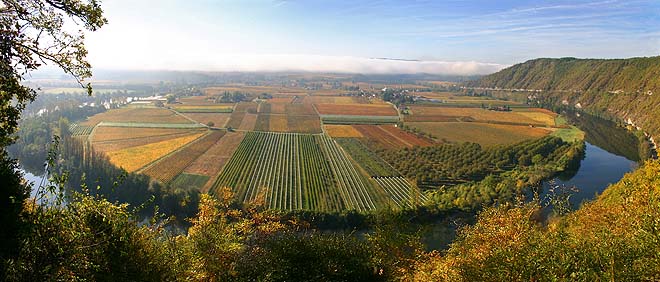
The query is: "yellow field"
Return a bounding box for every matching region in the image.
[324,125,363,138]
[269,115,288,132]
[106,133,204,172]
[406,122,551,146]
[409,106,546,125]
[515,112,556,126]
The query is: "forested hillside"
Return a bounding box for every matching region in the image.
[470,56,660,142]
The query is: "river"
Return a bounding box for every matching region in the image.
[543,142,637,208]
[543,112,645,208]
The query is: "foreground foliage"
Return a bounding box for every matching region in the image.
[5,160,660,280]
[409,160,660,281]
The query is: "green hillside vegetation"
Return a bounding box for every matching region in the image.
[409,159,660,281]
[470,56,660,142]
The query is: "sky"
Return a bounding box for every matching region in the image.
[83,0,660,75]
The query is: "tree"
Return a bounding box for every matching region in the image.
[165,94,176,103]
[0,0,106,272]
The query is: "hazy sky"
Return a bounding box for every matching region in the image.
[84,0,660,75]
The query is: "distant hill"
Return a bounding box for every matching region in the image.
[469,56,660,143]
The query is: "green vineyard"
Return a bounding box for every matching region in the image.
[335,138,399,177]
[209,132,426,212]
[69,123,94,136]
[373,177,428,209]
[210,132,424,211]
[210,132,344,211]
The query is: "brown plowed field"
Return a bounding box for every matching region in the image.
[143,131,226,183]
[286,103,317,115]
[270,103,287,114]
[238,113,258,130]
[287,115,322,133]
[315,103,397,116]
[353,125,408,149]
[226,112,245,128]
[378,125,433,147]
[234,102,258,113]
[185,132,246,192]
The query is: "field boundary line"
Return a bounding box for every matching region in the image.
[167,107,203,125]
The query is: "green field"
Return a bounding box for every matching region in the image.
[68,123,94,136]
[551,126,585,142]
[373,177,428,208]
[171,173,210,190]
[335,138,399,177]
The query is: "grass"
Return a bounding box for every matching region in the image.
[554,115,568,126]
[171,173,211,190]
[335,138,399,177]
[406,122,551,146]
[550,126,585,142]
[105,133,205,172]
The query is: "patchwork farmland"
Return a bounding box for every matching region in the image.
[75,84,562,213]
